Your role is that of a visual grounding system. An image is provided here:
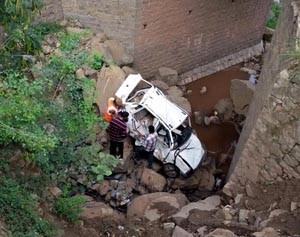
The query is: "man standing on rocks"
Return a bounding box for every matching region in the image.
[108,111,129,159]
[134,125,158,169]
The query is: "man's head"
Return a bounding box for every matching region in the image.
[119,111,129,122]
[114,96,123,107]
[148,125,155,134]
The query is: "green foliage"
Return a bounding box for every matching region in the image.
[267,3,281,29]
[59,32,81,52]
[0,70,58,156]
[0,0,45,65]
[54,195,86,223]
[0,177,57,237]
[88,51,105,70]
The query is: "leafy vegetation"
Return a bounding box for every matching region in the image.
[0,177,57,237]
[0,2,119,234]
[54,194,86,223]
[267,3,281,29]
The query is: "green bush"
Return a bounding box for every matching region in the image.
[267,3,281,29]
[54,195,86,223]
[0,177,57,237]
[88,51,105,70]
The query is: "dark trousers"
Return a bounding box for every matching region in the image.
[134,146,154,168]
[110,140,124,159]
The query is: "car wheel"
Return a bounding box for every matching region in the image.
[164,163,179,178]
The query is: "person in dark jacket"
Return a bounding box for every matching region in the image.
[107,111,129,159]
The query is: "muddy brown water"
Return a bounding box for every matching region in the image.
[185,64,249,154]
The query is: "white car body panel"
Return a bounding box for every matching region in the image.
[115,74,206,176]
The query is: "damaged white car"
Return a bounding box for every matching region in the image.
[115,74,206,178]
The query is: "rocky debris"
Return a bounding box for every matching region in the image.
[104,39,134,66]
[172,226,193,237]
[263,27,275,42]
[172,195,221,224]
[127,192,189,221]
[194,110,206,126]
[290,202,299,211]
[122,66,137,76]
[200,86,207,94]
[240,67,257,75]
[268,209,288,219]
[166,86,184,98]
[0,219,8,237]
[151,80,170,93]
[213,98,234,120]
[95,65,126,113]
[155,67,179,86]
[205,228,237,237]
[197,226,208,237]
[140,168,167,192]
[76,68,86,79]
[48,187,62,198]
[81,198,124,224]
[253,227,280,237]
[230,79,255,115]
[167,95,192,114]
[198,168,216,191]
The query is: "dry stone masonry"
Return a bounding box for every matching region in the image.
[225,0,300,196]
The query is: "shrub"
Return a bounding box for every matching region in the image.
[0,177,57,237]
[54,195,86,223]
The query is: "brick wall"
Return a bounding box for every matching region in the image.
[134,0,272,78]
[224,0,300,196]
[61,0,138,52]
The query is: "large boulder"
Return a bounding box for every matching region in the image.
[127,192,189,221]
[172,195,221,224]
[151,80,170,93]
[95,66,126,113]
[166,86,184,98]
[91,43,114,63]
[81,199,124,224]
[104,40,133,66]
[205,228,237,237]
[140,168,167,192]
[167,95,192,114]
[213,98,234,120]
[155,67,179,86]
[230,79,255,115]
[122,66,137,77]
[198,168,215,191]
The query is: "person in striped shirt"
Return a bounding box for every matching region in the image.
[108,111,129,159]
[134,125,158,169]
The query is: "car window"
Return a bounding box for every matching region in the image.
[173,125,193,148]
[157,123,173,148]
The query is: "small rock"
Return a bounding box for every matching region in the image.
[234,194,243,204]
[245,184,256,198]
[197,226,208,237]
[172,226,193,237]
[239,209,250,223]
[206,228,237,237]
[200,86,207,94]
[76,68,86,79]
[163,222,175,230]
[253,227,280,237]
[269,209,288,219]
[48,187,62,198]
[291,202,298,212]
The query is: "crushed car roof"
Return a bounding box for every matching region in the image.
[116,74,189,131]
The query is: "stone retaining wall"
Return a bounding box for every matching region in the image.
[224,0,300,196]
[178,42,264,86]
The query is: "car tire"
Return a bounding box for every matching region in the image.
[164,163,179,178]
